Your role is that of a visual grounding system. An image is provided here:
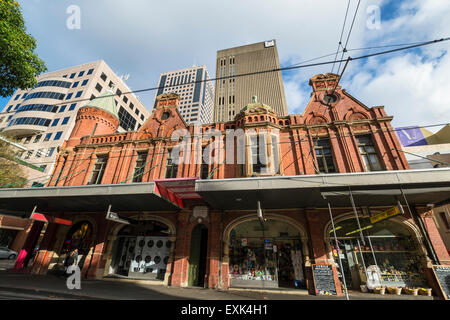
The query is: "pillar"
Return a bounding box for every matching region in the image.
[12,221,44,271]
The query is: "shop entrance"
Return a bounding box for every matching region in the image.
[328,217,426,290]
[188,224,208,287]
[110,220,171,280]
[61,221,93,271]
[228,219,306,289]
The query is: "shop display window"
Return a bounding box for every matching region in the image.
[112,220,171,280]
[329,217,426,288]
[228,219,306,288]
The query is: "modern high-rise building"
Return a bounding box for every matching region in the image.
[152,66,214,124]
[214,39,288,122]
[0,60,150,184]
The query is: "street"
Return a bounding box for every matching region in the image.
[0,258,15,271]
[0,271,437,300]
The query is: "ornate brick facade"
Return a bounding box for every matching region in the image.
[26,74,449,297]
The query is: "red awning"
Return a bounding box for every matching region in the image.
[154,178,203,208]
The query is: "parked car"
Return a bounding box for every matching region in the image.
[0,247,18,260]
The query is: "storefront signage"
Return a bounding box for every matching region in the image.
[370,206,400,224]
[241,238,247,247]
[431,265,450,300]
[106,208,130,225]
[312,264,337,296]
[257,201,264,223]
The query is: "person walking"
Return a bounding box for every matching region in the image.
[64,248,79,277]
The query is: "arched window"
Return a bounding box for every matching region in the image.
[62,221,93,255]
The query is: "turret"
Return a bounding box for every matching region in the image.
[66,89,119,148]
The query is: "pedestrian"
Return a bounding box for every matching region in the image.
[64,248,79,277]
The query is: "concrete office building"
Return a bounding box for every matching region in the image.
[214,40,288,122]
[153,66,214,124]
[0,60,150,186]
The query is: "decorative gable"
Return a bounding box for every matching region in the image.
[138,93,188,138]
[302,74,374,122]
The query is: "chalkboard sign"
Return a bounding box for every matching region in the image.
[312,264,337,295]
[431,265,450,300]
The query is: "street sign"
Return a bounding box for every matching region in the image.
[370,206,401,224]
[257,201,264,223]
[106,205,130,225]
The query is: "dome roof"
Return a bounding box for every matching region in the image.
[82,90,118,119]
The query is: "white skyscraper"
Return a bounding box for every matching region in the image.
[0,60,150,185]
[152,66,214,124]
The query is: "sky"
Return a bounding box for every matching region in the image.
[1,0,449,131]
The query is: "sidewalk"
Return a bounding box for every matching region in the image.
[0,271,438,300]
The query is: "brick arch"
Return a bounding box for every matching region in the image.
[307,115,328,125]
[110,214,176,237]
[65,215,99,244]
[104,214,177,283]
[322,211,427,263]
[345,111,369,121]
[222,213,310,268]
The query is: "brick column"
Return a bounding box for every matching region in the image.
[30,222,58,275]
[164,235,177,286]
[171,211,191,287]
[305,210,328,264]
[416,207,450,265]
[84,220,108,279]
[12,221,44,271]
[207,213,221,289]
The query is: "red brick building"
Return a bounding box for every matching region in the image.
[4,73,450,297]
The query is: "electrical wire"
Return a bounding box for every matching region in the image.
[3,36,449,111]
[331,0,351,74]
[8,121,449,167]
[285,39,439,69]
[336,0,361,74]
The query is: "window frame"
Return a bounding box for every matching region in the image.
[165,149,178,179]
[313,138,337,174]
[88,155,108,185]
[356,135,383,172]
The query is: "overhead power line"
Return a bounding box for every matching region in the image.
[336,0,361,74]
[4,36,449,110]
[285,39,436,69]
[331,0,351,74]
[7,122,449,168]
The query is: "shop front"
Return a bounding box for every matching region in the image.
[109,220,172,280]
[226,217,308,289]
[327,215,427,290]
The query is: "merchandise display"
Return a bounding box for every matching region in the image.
[229,236,305,287]
[331,236,426,288]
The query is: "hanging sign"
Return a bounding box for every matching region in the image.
[257,201,264,223]
[370,206,400,224]
[241,238,248,247]
[106,205,130,225]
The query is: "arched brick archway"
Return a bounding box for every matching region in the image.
[103,214,177,284]
[322,211,430,290]
[221,213,310,289]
